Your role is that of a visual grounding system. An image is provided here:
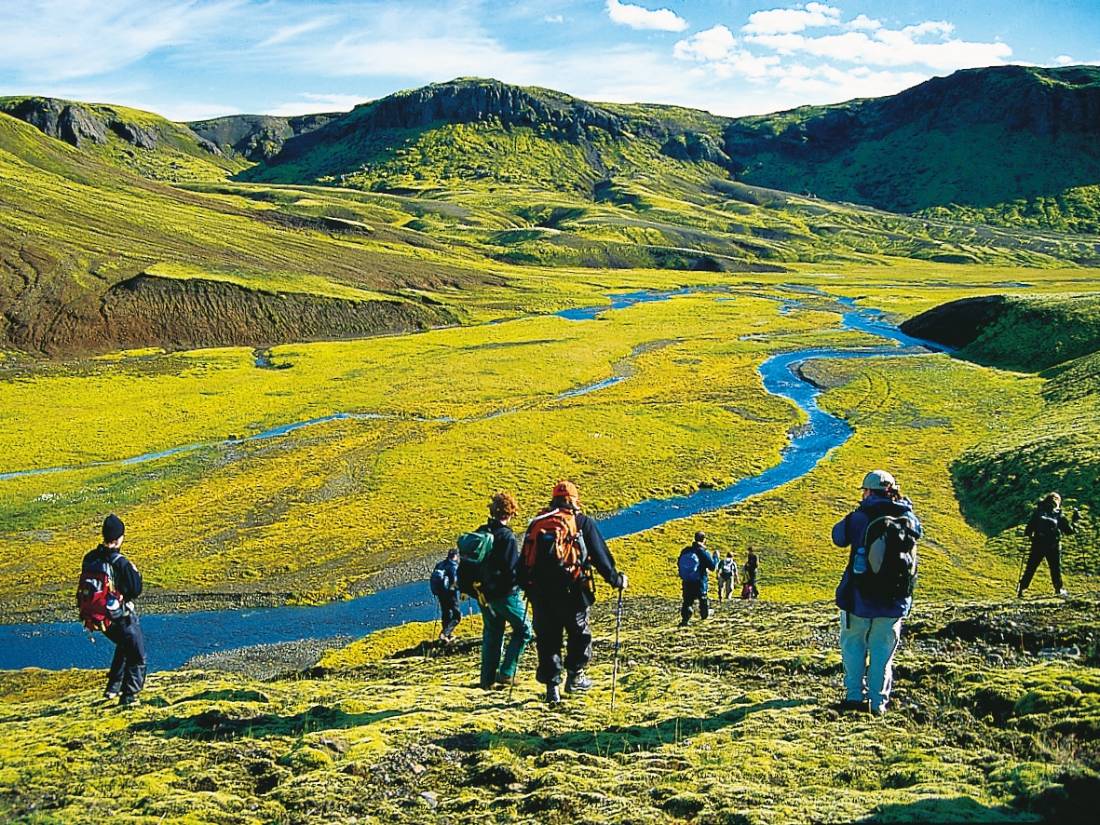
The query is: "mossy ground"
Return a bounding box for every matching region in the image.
[2,595,1098,823]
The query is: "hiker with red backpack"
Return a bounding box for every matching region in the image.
[1017,492,1078,598]
[520,480,627,705]
[76,515,146,707]
[678,531,717,625]
[429,548,461,644]
[832,470,922,716]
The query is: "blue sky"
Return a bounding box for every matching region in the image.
[0,1,1097,121]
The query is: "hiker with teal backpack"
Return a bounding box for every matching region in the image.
[832,470,922,716]
[717,552,739,601]
[430,548,461,644]
[678,531,717,625]
[76,515,146,707]
[1017,492,1078,598]
[457,491,533,690]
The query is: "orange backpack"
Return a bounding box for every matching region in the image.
[520,508,588,590]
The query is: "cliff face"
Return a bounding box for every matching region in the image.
[0,96,220,154]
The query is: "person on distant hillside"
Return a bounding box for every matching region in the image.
[741,547,760,599]
[1018,492,1079,598]
[476,491,534,690]
[76,515,146,707]
[430,548,461,644]
[717,551,739,601]
[519,480,627,705]
[832,470,922,716]
[678,531,718,625]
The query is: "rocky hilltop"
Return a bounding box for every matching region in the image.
[189,112,340,161]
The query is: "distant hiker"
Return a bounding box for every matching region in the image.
[678,531,717,625]
[470,491,533,689]
[76,515,146,707]
[1018,492,1079,598]
[519,480,627,705]
[832,470,922,716]
[717,552,739,601]
[741,546,759,599]
[430,548,461,644]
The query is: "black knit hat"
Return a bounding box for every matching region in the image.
[695,531,706,543]
[102,514,125,543]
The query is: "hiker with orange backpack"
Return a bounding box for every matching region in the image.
[76,515,146,707]
[520,480,627,705]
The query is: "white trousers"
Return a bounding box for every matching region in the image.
[839,610,902,712]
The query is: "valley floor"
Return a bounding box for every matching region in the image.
[1,594,1097,823]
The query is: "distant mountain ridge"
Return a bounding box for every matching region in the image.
[4,66,1099,231]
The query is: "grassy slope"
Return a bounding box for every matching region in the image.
[1,596,1097,823]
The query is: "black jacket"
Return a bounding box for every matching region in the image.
[82,544,143,602]
[1024,505,1075,549]
[577,512,623,590]
[481,518,521,600]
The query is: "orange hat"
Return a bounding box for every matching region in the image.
[553,480,579,500]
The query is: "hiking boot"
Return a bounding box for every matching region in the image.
[870,704,888,717]
[546,684,562,705]
[565,670,593,694]
[103,690,119,702]
[1057,589,1070,598]
[1016,584,1026,599]
[838,699,869,713]
[119,694,140,708]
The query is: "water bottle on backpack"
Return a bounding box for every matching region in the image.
[852,545,869,575]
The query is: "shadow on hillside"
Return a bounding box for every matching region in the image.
[440,698,810,756]
[856,796,1018,823]
[131,704,405,740]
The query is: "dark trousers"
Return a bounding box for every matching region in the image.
[681,582,709,623]
[438,592,461,638]
[105,614,146,697]
[530,597,592,685]
[1020,544,1063,592]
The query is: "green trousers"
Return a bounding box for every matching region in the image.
[480,588,533,687]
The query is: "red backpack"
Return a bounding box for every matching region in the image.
[520,508,588,592]
[76,553,125,632]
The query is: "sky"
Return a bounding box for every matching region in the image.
[0,0,1098,121]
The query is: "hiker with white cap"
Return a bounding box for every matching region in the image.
[831,470,922,716]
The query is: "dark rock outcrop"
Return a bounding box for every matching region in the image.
[188,113,340,161]
[0,98,108,147]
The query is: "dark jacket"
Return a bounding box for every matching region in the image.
[481,518,521,600]
[745,551,759,582]
[81,544,143,603]
[680,542,717,593]
[832,492,923,619]
[577,512,623,591]
[436,557,459,593]
[1024,505,1074,550]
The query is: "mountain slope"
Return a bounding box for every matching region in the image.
[0,96,248,182]
[723,65,1100,224]
[0,112,479,355]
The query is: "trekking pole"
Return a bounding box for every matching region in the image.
[610,585,624,713]
[508,598,530,703]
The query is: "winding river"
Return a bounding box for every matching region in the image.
[0,289,947,671]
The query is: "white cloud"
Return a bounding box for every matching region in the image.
[606,0,687,33]
[265,93,364,117]
[746,28,1012,71]
[674,26,738,62]
[770,62,927,99]
[544,14,564,24]
[1055,54,1075,66]
[846,14,881,31]
[257,18,335,48]
[743,3,841,35]
[0,0,242,82]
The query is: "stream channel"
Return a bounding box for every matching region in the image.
[0,290,948,671]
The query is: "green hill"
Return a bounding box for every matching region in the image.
[723,65,1100,231]
[902,294,1099,561]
